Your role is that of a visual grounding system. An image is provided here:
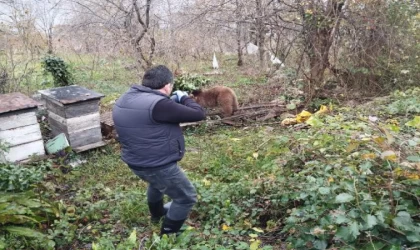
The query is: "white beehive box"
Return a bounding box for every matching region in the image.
[38,85,106,152]
[0,92,45,162]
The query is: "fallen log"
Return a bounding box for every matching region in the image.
[181,107,288,127]
[237,103,285,111]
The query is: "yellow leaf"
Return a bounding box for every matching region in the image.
[379,126,395,145]
[373,136,387,147]
[250,240,261,250]
[328,177,334,183]
[231,138,241,141]
[281,118,298,126]
[252,227,264,233]
[249,233,258,238]
[222,224,231,231]
[315,105,329,115]
[387,123,400,132]
[128,229,137,244]
[312,227,325,236]
[92,242,99,250]
[202,179,211,186]
[244,220,252,227]
[394,167,404,176]
[405,116,420,129]
[405,173,420,180]
[346,142,359,153]
[361,137,371,142]
[296,110,312,123]
[362,153,376,159]
[380,150,397,162]
[253,152,259,159]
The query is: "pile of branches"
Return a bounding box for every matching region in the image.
[181,102,303,127]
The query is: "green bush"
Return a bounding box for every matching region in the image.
[41,55,74,87]
[0,191,57,249]
[173,74,211,92]
[386,88,420,115]
[0,161,57,249]
[0,163,47,192]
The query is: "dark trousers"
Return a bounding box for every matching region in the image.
[131,163,197,221]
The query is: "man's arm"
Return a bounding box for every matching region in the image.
[152,96,206,123]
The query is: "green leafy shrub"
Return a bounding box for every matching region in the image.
[0,161,57,249]
[41,55,74,87]
[92,229,137,250]
[0,163,47,192]
[386,88,420,115]
[0,191,57,249]
[173,74,211,92]
[0,140,9,163]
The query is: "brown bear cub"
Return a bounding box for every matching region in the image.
[192,86,239,117]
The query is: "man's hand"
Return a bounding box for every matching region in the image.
[170,94,178,102]
[171,90,188,103]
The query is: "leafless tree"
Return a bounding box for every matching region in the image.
[0,0,43,93]
[69,0,157,70]
[34,0,65,54]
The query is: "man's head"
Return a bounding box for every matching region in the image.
[142,65,174,91]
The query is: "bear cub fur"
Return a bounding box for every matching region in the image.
[191,86,238,117]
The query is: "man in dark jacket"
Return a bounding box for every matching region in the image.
[112,65,206,235]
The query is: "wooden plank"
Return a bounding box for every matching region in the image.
[0,111,38,131]
[45,98,66,118]
[3,139,45,162]
[73,140,107,153]
[45,99,99,118]
[65,100,99,118]
[47,111,66,125]
[68,127,102,148]
[0,124,43,146]
[48,111,101,134]
[47,111,68,136]
[67,113,100,133]
[49,119,68,137]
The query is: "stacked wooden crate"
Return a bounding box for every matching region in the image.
[0,93,45,162]
[39,85,106,152]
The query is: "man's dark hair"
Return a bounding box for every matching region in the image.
[142,65,173,89]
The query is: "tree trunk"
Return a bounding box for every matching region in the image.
[255,0,266,69]
[303,0,345,101]
[47,31,53,54]
[235,0,243,66]
[237,26,243,66]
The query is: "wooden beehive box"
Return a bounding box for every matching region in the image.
[38,85,106,152]
[0,92,45,162]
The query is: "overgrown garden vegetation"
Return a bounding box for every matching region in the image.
[0,0,419,249]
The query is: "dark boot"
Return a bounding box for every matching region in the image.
[160,217,185,236]
[148,200,166,223]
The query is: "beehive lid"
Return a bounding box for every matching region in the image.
[0,92,39,114]
[38,85,104,105]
